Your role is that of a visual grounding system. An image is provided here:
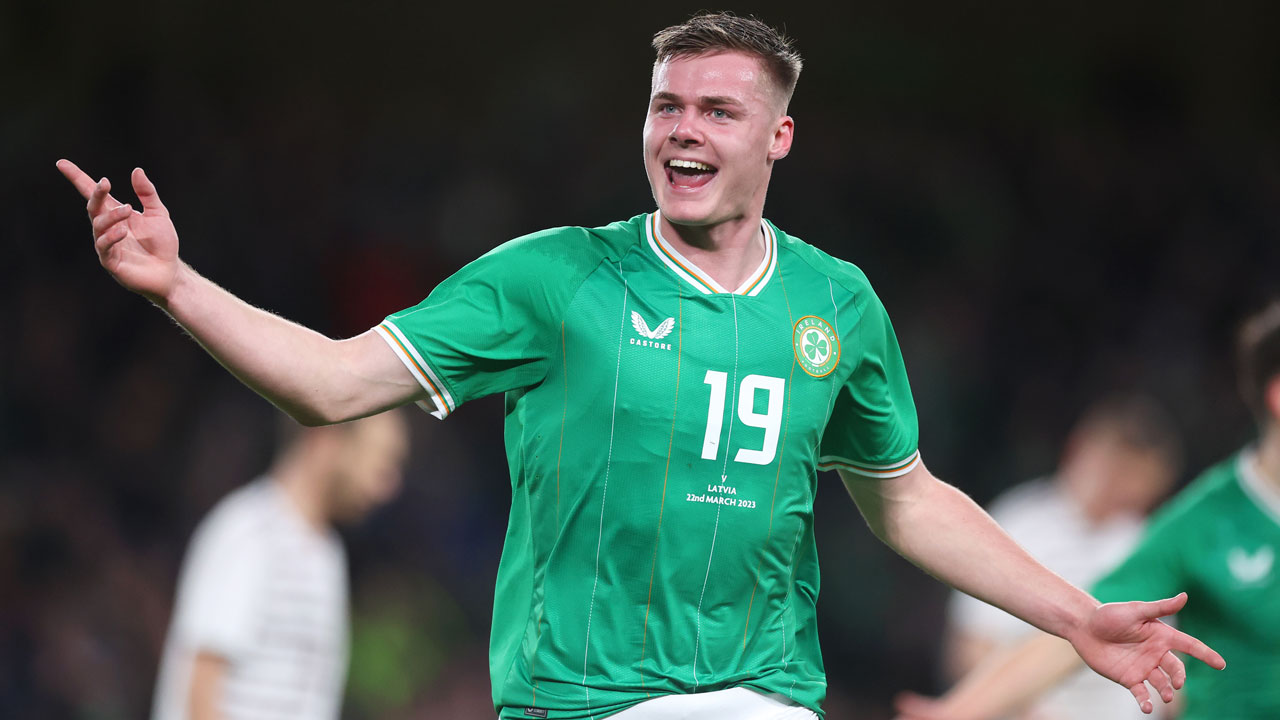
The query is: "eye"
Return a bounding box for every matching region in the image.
[658,103,680,115]
[710,108,732,120]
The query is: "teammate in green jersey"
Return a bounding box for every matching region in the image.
[58,11,1226,720]
[894,300,1280,720]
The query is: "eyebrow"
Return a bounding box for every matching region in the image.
[652,91,747,108]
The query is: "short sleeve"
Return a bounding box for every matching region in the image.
[817,292,920,478]
[173,518,267,660]
[377,228,599,419]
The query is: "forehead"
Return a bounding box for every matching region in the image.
[651,50,773,103]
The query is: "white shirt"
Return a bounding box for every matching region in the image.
[947,478,1148,720]
[152,479,349,720]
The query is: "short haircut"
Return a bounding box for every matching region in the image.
[1075,394,1183,470]
[1238,300,1280,424]
[652,11,803,108]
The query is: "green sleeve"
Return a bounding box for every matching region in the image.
[817,289,920,478]
[377,227,601,419]
[1091,498,1191,604]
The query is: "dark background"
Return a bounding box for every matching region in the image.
[3,1,1278,718]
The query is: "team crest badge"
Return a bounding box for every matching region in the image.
[793,316,840,377]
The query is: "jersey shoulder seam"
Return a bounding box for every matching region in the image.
[772,226,877,299]
[544,216,647,331]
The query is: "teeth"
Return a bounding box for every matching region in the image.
[668,159,714,171]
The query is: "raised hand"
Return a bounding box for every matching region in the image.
[56,160,181,303]
[1072,593,1225,714]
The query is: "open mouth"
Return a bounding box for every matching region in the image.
[665,159,718,190]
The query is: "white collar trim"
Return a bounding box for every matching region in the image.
[1237,450,1280,527]
[645,211,777,296]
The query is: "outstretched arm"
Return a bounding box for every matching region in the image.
[842,463,1224,714]
[57,160,422,424]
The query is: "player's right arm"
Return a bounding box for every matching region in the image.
[56,160,422,424]
[188,651,229,720]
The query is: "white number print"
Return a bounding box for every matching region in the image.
[701,371,785,466]
[701,370,729,460]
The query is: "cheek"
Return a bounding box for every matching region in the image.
[642,120,663,151]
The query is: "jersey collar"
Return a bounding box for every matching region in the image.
[1238,450,1280,527]
[645,212,777,296]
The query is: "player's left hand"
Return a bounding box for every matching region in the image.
[1069,592,1225,714]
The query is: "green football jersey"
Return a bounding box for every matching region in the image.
[1092,451,1280,720]
[377,213,919,719]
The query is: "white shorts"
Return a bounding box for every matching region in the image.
[608,687,820,720]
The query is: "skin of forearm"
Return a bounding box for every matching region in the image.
[941,632,1084,720]
[847,469,1099,642]
[158,262,406,425]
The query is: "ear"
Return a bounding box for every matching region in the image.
[1266,374,1280,423]
[768,115,794,161]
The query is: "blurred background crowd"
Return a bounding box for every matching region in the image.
[3,1,1278,718]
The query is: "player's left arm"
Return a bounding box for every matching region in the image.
[842,462,1225,714]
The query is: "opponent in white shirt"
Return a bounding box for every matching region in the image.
[152,411,408,720]
[943,396,1181,720]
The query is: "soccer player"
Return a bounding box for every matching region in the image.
[151,411,409,720]
[894,301,1280,720]
[941,396,1181,720]
[59,12,1225,720]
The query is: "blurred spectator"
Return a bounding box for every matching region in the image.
[943,395,1181,720]
[896,300,1280,720]
[151,411,408,720]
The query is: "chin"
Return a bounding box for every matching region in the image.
[658,198,720,227]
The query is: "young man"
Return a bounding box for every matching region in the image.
[59,12,1224,720]
[152,410,409,720]
[894,301,1280,720]
[942,396,1181,720]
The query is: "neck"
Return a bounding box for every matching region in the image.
[271,451,330,532]
[1257,424,1280,491]
[658,211,765,291]
[1059,470,1111,526]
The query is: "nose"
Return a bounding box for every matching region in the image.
[669,116,704,147]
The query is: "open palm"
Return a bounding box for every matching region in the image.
[1073,593,1225,713]
[57,160,180,302]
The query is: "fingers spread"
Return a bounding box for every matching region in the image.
[1160,650,1186,689]
[56,159,98,199]
[1146,667,1174,704]
[1128,682,1154,715]
[95,223,129,258]
[87,177,112,215]
[131,167,167,213]
[92,204,132,236]
[1145,592,1188,619]
[1173,629,1227,670]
